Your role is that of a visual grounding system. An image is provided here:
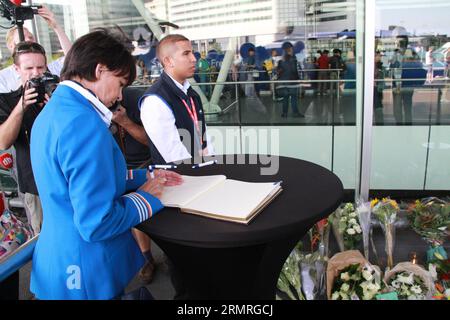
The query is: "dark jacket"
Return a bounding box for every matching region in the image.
[0,88,41,194]
[139,72,207,164]
[277,55,300,81]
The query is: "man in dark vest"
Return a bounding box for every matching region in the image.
[139,34,214,165]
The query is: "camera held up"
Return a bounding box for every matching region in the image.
[26,72,60,104]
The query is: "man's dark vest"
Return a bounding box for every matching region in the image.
[139,72,207,164]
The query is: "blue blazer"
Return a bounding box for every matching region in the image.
[29,84,163,299]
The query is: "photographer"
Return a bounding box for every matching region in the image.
[0,5,71,93]
[0,41,51,235]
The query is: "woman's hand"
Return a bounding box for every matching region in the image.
[138,177,165,198]
[140,170,183,198]
[146,169,183,187]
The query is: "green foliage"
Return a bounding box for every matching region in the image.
[407,198,450,245]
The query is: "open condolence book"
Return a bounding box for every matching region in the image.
[159,175,283,224]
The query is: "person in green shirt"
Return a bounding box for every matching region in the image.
[196,52,211,98]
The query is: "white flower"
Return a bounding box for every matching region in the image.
[340,292,349,300]
[362,270,373,281]
[428,264,438,281]
[367,282,380,292]
[331,292,340,300]
[362,290,376,300]
[349,212,358,218]
[340,272,350,281]
[410,285,422,294]
[397,272,414,285]
[346,228,356,235]
[348,218,357,225]
[360,282,367,290]
[391,280,401,289]
[354,225,362,233]
[341,283,350,292]
[340,216,347,222]
[344,203,354,211]
[438,226,447,231]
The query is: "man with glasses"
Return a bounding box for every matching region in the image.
[0,42,49,235]
[0,5,71,93]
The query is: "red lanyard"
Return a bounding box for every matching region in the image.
[181,97,203,145]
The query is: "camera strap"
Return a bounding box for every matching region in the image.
[60,80,112,128]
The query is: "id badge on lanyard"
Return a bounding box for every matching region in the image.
[181,97,203,146]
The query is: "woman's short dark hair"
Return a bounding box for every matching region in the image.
[61,29,136,86]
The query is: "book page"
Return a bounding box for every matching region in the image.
[182,179,281,220]
[159,175,226,207]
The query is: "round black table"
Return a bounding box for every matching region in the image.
[137,155,343,299]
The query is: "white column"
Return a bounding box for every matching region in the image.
[355,0,375,202]
[205,37,237,113]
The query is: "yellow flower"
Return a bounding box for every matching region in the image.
[370,198,379,208]
[390,200,399,210]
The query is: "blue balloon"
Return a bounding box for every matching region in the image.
[256,46,270,60]
[240,43,256,59]
[193,51,201,60]
[207,49,218,60]
[294,41,305,54]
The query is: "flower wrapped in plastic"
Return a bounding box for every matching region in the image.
[327,250,384,300]
[299,251,328,300]
[371,198,399,270]
[329,203,362,251]
[406,197,450,263]
[356,197,372,261]
[328,207,345,252]
[384,262,435,300]
[277,247,305,300]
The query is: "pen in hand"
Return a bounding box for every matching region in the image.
[148,166,155,179]
[192,160,218,169]
[150,164,178,169]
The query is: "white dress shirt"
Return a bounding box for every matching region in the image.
[0,56,65,93]
[140,73,214,163]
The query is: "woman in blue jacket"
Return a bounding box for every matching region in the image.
[29,29,182,299]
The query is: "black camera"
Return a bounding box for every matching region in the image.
[0,0,40,23]
[27,72,60,104]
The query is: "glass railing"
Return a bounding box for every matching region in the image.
[131,68,449,127]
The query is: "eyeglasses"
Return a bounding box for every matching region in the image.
[14,42,46,56]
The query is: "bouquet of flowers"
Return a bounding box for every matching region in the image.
[406,197,450,263]
[329,203,363,252]
[372,198,399,270]
[428,251,450,299]
[277,244,304,300]
[327,250,384,300]
[308,218,330,254]
[299,251,328,300]
[336,203,362,250]
[385,262,435,300]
